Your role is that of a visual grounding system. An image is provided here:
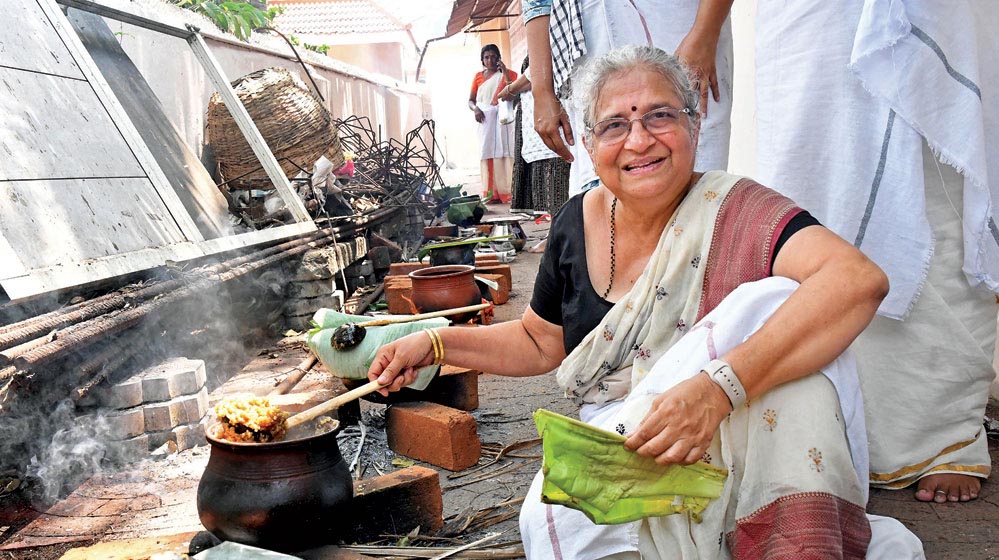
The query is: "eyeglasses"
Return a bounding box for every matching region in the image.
[588,106,693,144]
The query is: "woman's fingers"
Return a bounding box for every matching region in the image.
[697,71,710,117]
[533,91,574,162]
[709,70,720,103]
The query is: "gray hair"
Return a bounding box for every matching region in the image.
[575,45,701,143]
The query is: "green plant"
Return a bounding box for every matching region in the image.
[174,0,273,41]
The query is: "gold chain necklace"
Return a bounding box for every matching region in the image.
[602,197,617,299]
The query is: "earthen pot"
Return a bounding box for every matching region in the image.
[409,265,482,322]
[197,424,353,552]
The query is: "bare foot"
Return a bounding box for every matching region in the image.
[527,239,547,253]
[914,473,981,503]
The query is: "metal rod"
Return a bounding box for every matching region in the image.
[55,0,195,39]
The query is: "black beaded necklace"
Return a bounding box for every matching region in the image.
[602,197,618,299]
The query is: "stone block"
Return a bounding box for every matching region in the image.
[287,279,335,299]
[101,376,143,410]
[174,422,207,450]
[105,433,149,465]
[134,358,206,403]
[477,273,510,305]
[367,246,391,270]
[98,408,145,440]
[386,402,481,471]
[347,466,443,542]
[283,293,344,317]
[143,389,207,432]
[370,232,403,262]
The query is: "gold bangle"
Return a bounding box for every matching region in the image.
[424,328,444,365]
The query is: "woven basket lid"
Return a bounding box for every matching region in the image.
[206,67,345,190]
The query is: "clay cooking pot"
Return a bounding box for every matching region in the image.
[197,424,353,552]
[409,265,482,322]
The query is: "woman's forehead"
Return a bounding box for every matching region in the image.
[594,69,681,115]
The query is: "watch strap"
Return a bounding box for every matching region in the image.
[703,359,747,410]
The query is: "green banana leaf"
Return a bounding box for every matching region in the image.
[416,235,513,261]
[534,409,728,525]
[307,309,447,390]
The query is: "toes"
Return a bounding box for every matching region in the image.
[914,488,935,502]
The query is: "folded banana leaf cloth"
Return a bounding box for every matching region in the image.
[534,409,728,524]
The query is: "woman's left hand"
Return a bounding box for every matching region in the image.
[624,372,732,465]
[498,86,515,102]
[674,30,720,117]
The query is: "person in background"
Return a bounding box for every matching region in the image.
[755,0,997,504]
[521,0,735,199]
[502,56,571,217]
[469,44,518,204]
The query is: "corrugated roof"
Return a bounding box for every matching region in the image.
[445,0,515,36]
[271,0,409,36]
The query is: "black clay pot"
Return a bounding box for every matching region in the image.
[197,425,353,552]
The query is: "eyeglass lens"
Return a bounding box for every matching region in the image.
[593,107,685,142]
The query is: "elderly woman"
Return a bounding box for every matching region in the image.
[371,45,919,557]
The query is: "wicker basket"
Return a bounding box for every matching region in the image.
[206,67,345,190]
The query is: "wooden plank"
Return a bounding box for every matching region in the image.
[195,221,316,255]
[0,67,144,181]
[0,1,85,78]
[36,0,205,242]
[59,531,199,560]
[185,29,312,223]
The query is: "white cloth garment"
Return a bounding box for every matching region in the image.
[554,0,734,197]
[521,278,922,559]
[755,0,999,319]
[521,68,560,163]
[755,0,996,487]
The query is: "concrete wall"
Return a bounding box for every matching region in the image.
[328,42,406,82]
[100,4,428,170]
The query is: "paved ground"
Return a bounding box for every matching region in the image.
[3,199,997,559]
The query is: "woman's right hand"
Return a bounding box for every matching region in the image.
[473,107,486,123]
[533,88,574,162]
[367,332,436,396]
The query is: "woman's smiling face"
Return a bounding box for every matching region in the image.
[585,67,698,203]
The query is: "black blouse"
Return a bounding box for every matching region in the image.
[529,192,819,354]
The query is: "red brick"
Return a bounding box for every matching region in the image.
[477,272,510,305]
[347,466,443,542]
[473,264,512,289]
[388,262,429,277]
[386,402,481,471]
[385,275,416,314]
[395,366,480,411]
[475,254,500,264]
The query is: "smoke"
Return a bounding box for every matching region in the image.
[1,400,109,502]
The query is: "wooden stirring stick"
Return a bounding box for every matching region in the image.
[285,379,385,429]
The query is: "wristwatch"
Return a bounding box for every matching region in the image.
[702,359,747,410]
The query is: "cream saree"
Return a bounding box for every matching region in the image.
[474,70,515,203]
[520,172,916,558]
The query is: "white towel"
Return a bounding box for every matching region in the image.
[850,0,999,300]
[756,0,998,319]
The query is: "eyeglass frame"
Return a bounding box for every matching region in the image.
[586,106,696,144]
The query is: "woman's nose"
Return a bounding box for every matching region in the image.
[623,119,655,149]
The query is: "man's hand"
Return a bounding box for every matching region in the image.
[533,88,574,162]
[675,31,720,117]
[623,372,731,465]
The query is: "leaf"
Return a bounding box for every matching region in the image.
[391,458,415,468]
[284,329,300,337]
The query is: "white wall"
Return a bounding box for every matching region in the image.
[423,34,485,171]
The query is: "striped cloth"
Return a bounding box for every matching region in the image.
[549,0,586,96]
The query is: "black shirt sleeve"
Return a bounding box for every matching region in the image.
[771,210,821,269]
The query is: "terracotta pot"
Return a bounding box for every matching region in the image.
[409,265,482,322]
[197,425,353,552]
